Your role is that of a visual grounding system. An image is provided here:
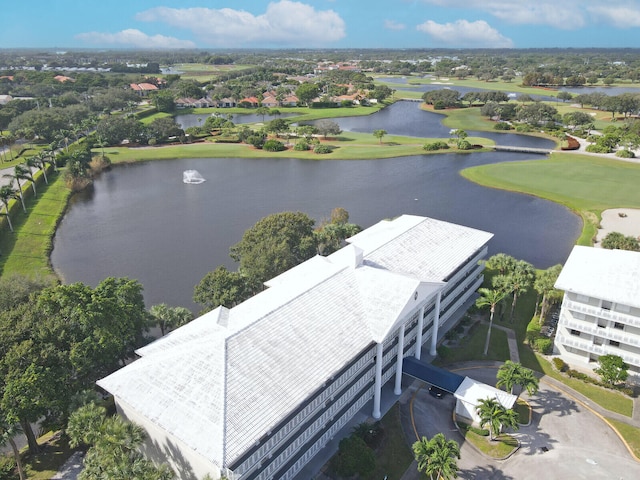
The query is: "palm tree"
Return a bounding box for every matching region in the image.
[0,185,17,232]
[533,264,563,323]
[516,368,539,397]
[32,152,49,185]
[0,418,26,480]
[476,398,519,441]
[24,158,39,197]
[493,260,535,323]
[476,287,507,356]
[413,433,460,480]
[484,253,517,275]
[149,303,193,335]
[3,164,30,212]
[496,361,524,394]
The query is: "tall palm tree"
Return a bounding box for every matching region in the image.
[149,303,194,335]
[0,418,26,480]
[32,152,49,185]
[516,368,539,397]
[476,287,507,356]
[493,260,535,323]
[476,398,520,441]
[484,253,517,275]
[496,361,524,394]
[533,264,563,323]
[413,433,460,480]
[3,164,30,212]
[0,185,17,232]
[23,158,39,197]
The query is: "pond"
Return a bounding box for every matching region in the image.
[51,151,581,312]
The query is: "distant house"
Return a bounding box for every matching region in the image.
[54,75,74,83]
[238,96,260,108]
[175,97,212,109]
[281,94,299,106]
[0,94,13,105]
[130,83,159,96]
[260,95,279,108]
[212,97,237,108]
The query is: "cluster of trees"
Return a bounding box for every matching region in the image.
[193,209,360,312]
[476,254,563,356]
[0,275,150,460]
[601,231,640,251]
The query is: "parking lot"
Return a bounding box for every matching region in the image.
[400,365,640,480]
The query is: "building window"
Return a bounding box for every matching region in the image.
[601,300,612,310]
[609,340,620,347]
[576,294,590,303]
[597,321,607,328]
[616,304,630,313]
[614,322,624,330]
[570,329,581,336]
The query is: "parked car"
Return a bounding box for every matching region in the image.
[428,386,448,398]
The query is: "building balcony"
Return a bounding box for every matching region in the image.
[556,334,640,368]
[559,317,640,349]
[562,299,640,330]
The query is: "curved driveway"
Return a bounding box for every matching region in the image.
[401,365,640,480]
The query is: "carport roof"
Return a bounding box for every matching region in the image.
[402,357,465,393]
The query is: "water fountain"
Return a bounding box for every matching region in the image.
[183,170,206,184]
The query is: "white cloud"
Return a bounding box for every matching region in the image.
[384,20,406,31]
[75,29,195,49]
[135,1,346,46]
[587,5,640,28]
[417,19,514,48]
[421,0,640,29]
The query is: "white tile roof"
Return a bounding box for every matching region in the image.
[454,376,517,410]
[555,245,640,308]
[97,215,492,468]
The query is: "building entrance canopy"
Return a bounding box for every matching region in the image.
[402,357,465,393]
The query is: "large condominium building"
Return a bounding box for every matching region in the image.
[98,215,493,480]
[554,245,640,380]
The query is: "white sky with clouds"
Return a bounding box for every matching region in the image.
[2,0,640,49]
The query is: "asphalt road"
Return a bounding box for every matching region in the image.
[401,366,640,480]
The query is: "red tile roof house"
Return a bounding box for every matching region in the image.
[130,83,159,96]
[238,96,260,108]
[54,75,75,83]
[260,95,279,108]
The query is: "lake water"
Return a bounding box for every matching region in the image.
[51,102,580,311]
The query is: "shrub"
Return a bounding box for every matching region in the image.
[616,149,635,158]
[457,139,472,150]
[293,141,310,151]
[246,135,265,149]
[331,435,376,477]
[533,337,553,354]
[437,345,451,360]
[263,139,286,152]
[585,143,611,153]
[314,144,333,154]
[494,122,512,130]
[552,357,569,372]
[0,455,16,480]
[423,141,449,151]
[515,124,533,132]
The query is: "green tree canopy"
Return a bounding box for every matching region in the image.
[601,231,640,251]
[475,398,519,441]
[412,433,460,480]
[594,354,629,385]
[230,211,318,284]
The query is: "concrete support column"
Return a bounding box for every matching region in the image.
[415,306,425,360]
[372,343,383,419]
[429,292,442,357]
[394,324,405,395]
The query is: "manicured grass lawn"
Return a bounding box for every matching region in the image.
[22,431,78,480]
[433,323,511,366]
[606,418,640,460]
[461,153,640,245]
[363,404,414,480]
[515,399,532,425]
[0,170,69,279]
[457,423,518,458]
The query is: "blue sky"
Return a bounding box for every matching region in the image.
[3,0,640,50]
